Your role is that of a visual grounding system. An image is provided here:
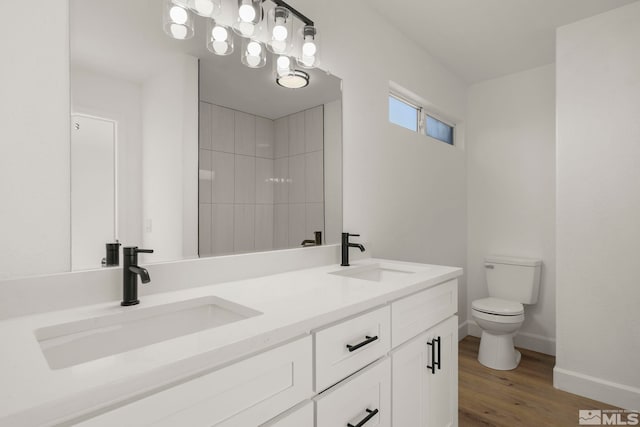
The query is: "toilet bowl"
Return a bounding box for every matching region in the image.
[472,255,542,370]
[472,297,524,370]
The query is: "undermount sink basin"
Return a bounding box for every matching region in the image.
[35,296,262,370]
[330,262,427,283]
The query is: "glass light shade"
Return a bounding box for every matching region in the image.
[188,0,221,17]
[233,0,262,38]
[267,7,293,54]
[296,25,319,69]
[241,39,266,68]
[206,19,234,55]
[163,0,194,40]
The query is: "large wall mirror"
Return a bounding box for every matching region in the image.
[68,0,342,270]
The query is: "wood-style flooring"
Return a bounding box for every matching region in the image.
[459,336,618,427]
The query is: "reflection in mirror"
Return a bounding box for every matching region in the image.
[67,0,342,271]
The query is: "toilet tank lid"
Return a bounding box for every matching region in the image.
[485,255,542,267]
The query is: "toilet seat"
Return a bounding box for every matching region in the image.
[472,297,524,316]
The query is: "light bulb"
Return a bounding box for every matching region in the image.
[238,4,256,22]
[169,5,188,24]
[238,21,255,36]
[212,41,228,54]
[194,0,214,16]
[300,55,315,67]
[247,41,262,56]
[277,56,290,70]
[272,25,288,41]
[302,41,316,57]
[246,55,260,67]
[211,25,228,41]
[170,23,188,39]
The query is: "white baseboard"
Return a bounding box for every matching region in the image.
[466,320,556,356]
[554,367,640,410]
[458,320,468,341]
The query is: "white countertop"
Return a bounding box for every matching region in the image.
[0,258,462,426]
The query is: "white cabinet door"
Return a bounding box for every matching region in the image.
[316,358,391,427]
[392,316,458,427]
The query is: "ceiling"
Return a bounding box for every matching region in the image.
[71,0,341,120]
[368,0,638,83]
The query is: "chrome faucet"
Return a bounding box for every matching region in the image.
[121,246,154,306]
[341,233,365,267]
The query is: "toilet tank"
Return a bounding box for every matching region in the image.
[485,255,542,304]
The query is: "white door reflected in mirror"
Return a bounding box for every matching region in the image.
[70,115,117,271]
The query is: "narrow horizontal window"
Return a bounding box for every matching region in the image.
[389,95,418,132]
[425,115,454,145]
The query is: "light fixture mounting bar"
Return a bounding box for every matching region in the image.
[268,0,314,26]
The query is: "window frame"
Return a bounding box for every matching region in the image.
[388,90,457,147]
[389,93,422,133]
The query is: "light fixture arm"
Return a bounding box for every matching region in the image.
[268,0,314,26]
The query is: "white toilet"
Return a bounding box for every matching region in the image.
[471,255,542,370]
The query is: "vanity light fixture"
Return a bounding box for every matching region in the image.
[163,0,319,87]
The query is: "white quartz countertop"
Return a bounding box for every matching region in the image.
[0,258,462,426]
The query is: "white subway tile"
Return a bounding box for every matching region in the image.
[288,111,305,156]
[234,204,255,252]
[199,149,212,204]
[212,204,234,255]
[256,117,275,159]
[305,150,323,203]
[289,154,305,203]
[234,111,256,156]
[305,105,324,153]
[212,151,235,203]
[234,155,256,204]
[255,204,274,251]
[255,157,274,204]
[274,116,289,158]
[211,105,235,153]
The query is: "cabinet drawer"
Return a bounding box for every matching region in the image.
[391,279,457,347]
[76,336,312,427]
[314,306,390,392]
[315,357,391,427]
[260,400,313,427]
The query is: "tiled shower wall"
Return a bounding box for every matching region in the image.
[199,102,324,256]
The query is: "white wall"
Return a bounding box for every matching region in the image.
[141,56,199,263]
[70,66,143,250]
[555,2,640,409]
[466,64,556,354]
[296,0,469,324]
[0,1,70,279]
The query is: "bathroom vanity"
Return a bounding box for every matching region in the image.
[0,257,461,427]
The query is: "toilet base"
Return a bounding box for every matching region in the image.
[477,331,521,370]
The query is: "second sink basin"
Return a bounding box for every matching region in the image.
[330,261,428,283]
[35,296,262,370]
